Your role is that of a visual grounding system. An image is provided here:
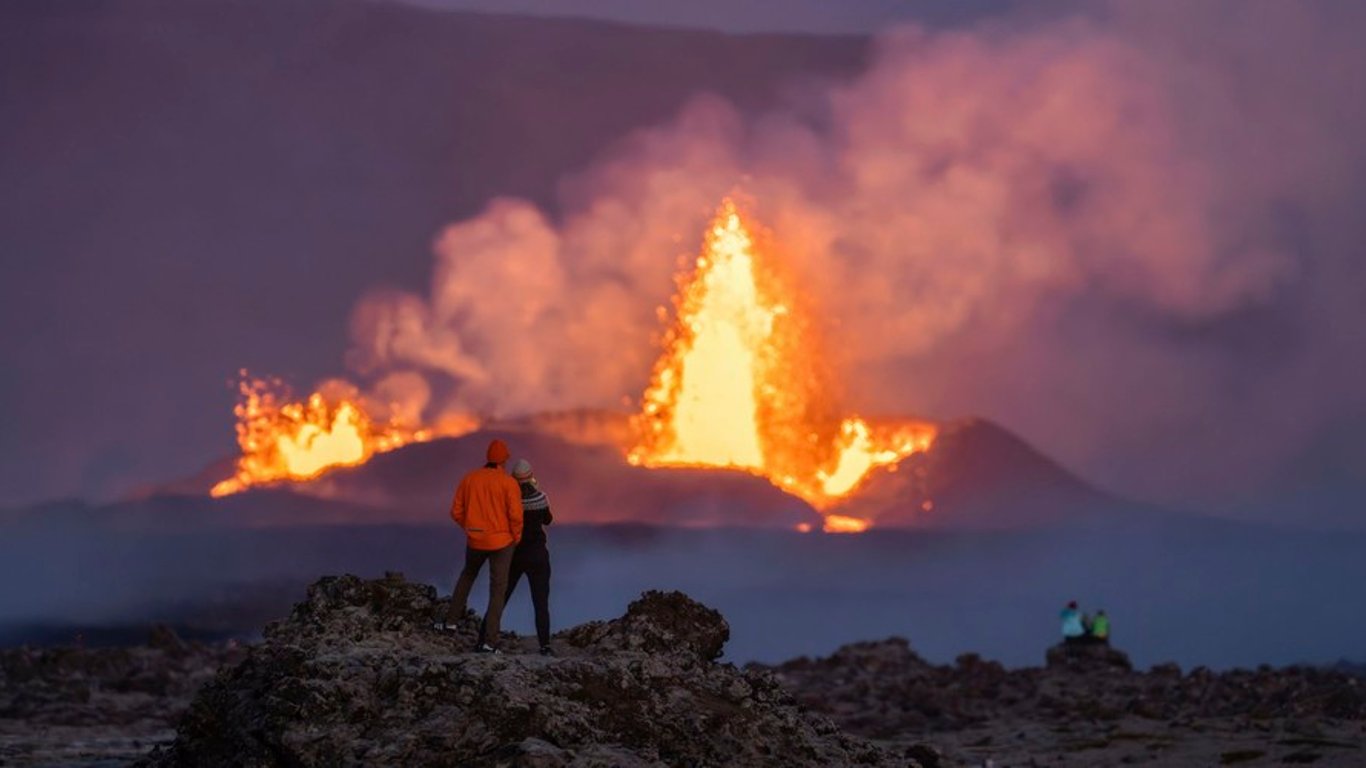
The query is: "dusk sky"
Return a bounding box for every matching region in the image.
[399,0,1073,34]
[2,0,1364,528]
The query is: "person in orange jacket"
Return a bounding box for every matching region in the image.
[435,438,523,653]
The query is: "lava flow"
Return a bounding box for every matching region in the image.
[629,200,935,530]
[209,376,454,497]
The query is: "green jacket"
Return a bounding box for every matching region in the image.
[1092,614,1110,638]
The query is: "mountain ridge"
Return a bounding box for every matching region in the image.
[129,411,1124,531]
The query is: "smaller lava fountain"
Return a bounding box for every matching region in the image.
[629,200,935,531]
[209,376,469,497]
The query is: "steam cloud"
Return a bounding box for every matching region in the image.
[346,1,1366,511]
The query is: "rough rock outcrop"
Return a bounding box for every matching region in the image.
[143,574,916,767]
[759,638,1019,734]
[1044,640,1133,672]
[557,589,730,661]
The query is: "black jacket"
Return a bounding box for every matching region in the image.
[516,480,552,550]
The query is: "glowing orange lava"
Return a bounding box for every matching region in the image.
[630,200,935,530]
[210,376,464,497]
[210,200,934,529]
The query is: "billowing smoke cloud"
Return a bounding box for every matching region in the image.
[346,0,1366,511]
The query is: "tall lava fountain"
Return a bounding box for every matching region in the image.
[629,200,935,531]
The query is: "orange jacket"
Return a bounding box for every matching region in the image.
[450,466,523,550]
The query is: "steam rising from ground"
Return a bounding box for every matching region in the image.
[347,1,1366,510]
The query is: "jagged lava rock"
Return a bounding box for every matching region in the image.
[556,589,730,661]
[760,636,1366,739]
[142,574,917,767]
[760,638,1025,735]
[1044,641,1133,672]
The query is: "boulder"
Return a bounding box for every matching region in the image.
[1044,641,1133,672]
[557,589,729,661]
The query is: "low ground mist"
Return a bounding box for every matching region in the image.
[2,510,1361,669]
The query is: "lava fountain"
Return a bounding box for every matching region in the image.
[629,200,935,530]
[209,376,462,497]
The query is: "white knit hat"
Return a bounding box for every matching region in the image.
[510,458,534,481]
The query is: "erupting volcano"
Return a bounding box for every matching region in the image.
[212,200,935,530]
[628,200,935,530]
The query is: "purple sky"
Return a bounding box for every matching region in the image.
[397,0,1073,34]
[2,0,1363,526]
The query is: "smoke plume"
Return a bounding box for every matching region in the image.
[346,0,1366,511]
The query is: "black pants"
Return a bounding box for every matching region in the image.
[480,545,551,647]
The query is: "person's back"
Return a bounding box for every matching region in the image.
[1060,601,1084,643]
[515,476,553,550]
[452,465,523,551]
[1092,610,1110,644]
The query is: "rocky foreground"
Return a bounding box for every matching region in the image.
[2,576,1364,767]
[144,573,912,767]
[757,638,1366,766]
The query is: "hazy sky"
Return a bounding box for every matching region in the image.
[397,0,1070,34]
[3,0,1363,524]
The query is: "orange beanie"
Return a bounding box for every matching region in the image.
[486,439,510,464]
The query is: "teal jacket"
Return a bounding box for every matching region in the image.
[1060,607,1084,638]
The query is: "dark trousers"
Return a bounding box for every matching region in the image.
[445,544,514,645]
[480,546,552,648]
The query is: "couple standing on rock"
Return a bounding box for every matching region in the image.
[433,439,554,655]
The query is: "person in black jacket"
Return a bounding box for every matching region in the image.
[479,457,555,654]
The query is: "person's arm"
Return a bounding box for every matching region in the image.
[543,495,553,526]
[449,478,467,527]
[507,479,524,544]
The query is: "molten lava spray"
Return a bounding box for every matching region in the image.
[209,376,464,497]
[630,201,935,530]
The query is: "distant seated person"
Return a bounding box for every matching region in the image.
[1060,600,1085,645]
[1090,609,1110,645]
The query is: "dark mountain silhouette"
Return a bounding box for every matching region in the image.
[130,409,1122,531]
[835,418,1119,530]
[0,0,868,506]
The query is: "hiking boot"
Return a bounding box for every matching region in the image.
[474,643,501,655]
[539,645,555,657]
